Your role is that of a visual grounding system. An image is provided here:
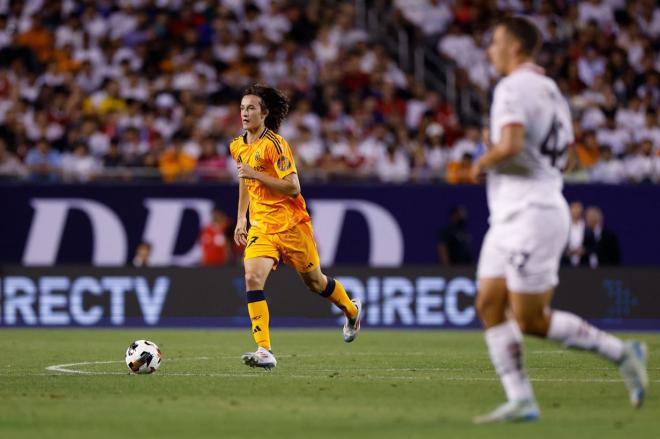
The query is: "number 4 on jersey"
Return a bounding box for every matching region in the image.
[540,116,567,169]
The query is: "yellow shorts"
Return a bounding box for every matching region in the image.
[244,221,320,273]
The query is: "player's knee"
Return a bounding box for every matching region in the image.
[244,271,265,290]
[514,314,546,336]
[304,277,325,294]
[475,292,496,320]
[475,294,486,317]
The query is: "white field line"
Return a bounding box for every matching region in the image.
[36,357,660,384]
[44,356,211,374]
[36,349,566,374]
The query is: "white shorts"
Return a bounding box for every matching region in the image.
[477,203,570,293]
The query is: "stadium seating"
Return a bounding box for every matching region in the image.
[0,0,658,183]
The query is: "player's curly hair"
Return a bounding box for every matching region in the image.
[243,84,290,132]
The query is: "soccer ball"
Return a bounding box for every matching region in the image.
[125,340,161,374]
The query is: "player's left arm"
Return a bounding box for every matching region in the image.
[470,124,524,180]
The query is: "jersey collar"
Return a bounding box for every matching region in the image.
[242,128,269,144]
[511,62,545,75]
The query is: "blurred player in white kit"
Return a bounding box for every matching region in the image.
[470,16,648,423]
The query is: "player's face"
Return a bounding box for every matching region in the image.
[487,26,511,75]
[240,95,267,131]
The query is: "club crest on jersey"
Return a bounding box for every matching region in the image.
[255,150,261,162]
[277,155,291,172]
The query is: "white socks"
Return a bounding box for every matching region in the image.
[547,310,624,362]
[486,312,624,403]
[485,320,534,401]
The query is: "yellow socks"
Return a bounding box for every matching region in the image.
[246,290,271,350]
[320,278,358,319]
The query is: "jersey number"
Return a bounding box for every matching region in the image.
[540,116,566,168]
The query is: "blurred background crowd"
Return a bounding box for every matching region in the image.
[0,0,658,184]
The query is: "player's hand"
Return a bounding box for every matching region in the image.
[470,160,486,183]
[237,162,257,179]
[234,218,248,246]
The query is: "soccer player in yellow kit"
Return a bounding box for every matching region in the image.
[230,85,362,369]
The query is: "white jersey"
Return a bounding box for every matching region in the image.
[487,64,573,223]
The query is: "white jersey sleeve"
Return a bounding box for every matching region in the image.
[487,67,573,224]
[490,83,526,138]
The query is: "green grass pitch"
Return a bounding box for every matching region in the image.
[0,329,658,439]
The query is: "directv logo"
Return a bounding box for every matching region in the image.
[0,276,170,326]
[333,276,477,327]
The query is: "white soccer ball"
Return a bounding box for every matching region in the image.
[125,340,161,374]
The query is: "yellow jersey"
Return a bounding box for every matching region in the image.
[229,128,311,234]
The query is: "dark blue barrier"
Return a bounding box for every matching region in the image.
[1,183,659,265]
[1,266,658,330]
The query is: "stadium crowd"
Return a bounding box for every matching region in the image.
[0,0,658,184]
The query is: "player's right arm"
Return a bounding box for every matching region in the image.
[234,178,249,246]
[470,82,525,180]
[470,124,525,180]
[230,140,249,246]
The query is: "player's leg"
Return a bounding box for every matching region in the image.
[241,256,277,369]
[505,204,647,409]
[473,225,538,424]
[241,229,280,369]
[299,267,361,342]
[244,256,275,350]
[509,291,648,408]
[298,268,357,319]
[473,277,538,424]
[282,221,361,341]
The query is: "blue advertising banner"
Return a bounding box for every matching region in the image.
[1,183,659,266]
[0,266,658,330]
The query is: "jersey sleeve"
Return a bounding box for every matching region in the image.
[266,136,298,179]
[490,82,526,143]
[229,139,239,162]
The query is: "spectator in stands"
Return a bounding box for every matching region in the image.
[159,133,196,182]
[577,46,606,88]
[578,0,616,33]
[118,126,148,166]
[199,207,230,266]
[563,201,586,267]
[103,140,126,169]
[196,137,229,181]
[438,23,475,69]
[294,124,324,173]
[574,130,601,169]
[359,122,390,175]
[419,0,453,42]
[615,96,645,131]
[582,206,621,267]
[17,15,53,64]
[80,117,110,158]
[625,140,660,183]
[24,139,61,182]
[596,111,631,157]
[334,131,368,179]
[637,0,660,39]
[446,152,476,184]
[589,146,625,183]
[61,142,100,182]
[132,241,152,267]
[450,125,481,162]
[424,122,450,180]
[0,138,26,179]
[437,205,472,266]
[634,109,660,150]
[0,0,656,186]
[376,143,410,183]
